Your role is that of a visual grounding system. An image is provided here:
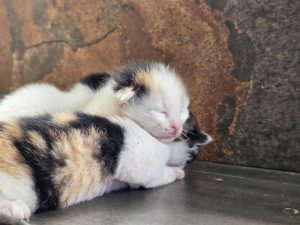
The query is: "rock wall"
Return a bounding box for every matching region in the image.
[0,0,299,171]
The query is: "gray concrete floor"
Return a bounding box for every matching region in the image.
[29,162,300,225]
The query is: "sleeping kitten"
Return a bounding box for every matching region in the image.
[83,62,190,143]
[0,112,210,224]
[0,62,189,143]
[168,112,212,168]
[0,73,110,117]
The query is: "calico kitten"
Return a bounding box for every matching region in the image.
[168,112,212,168]
[83,62,190,143]
[0,62,189,143]
[0,112,209,224]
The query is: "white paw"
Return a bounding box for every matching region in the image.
[173,167,185,180]
[0,199,31,223]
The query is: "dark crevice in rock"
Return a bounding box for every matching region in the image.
[49,19,85,50]
[32,0,48,26]
[225,20,255,82]
[3,0,26,58]
[205,0,225,11]
[26,43,64,80]
[193,0,201,6]
[80,27,117,49]
[215,96,237,163]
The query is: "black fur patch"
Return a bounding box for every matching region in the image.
[15,114,62,212]
[21,114,56,149]
[13,113,125,211]
[113,62,151,99]
[184,113,208,148]
[186,127,208,148]
[176,113,209,163]
[133,84,148,99]
[71,113,125,174]
[80,72,111,91]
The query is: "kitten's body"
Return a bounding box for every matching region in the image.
[0,112,209,223]
[0,62,189,143]
[0,80,96,118]
[0,62,212,223]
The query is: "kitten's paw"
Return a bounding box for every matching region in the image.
[173,167,185,180]
[0,199,31,224]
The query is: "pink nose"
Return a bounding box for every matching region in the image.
[170,123,180,135]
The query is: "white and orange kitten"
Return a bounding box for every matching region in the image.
[0,62,190,143]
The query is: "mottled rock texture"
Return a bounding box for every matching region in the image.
[0,0,299,171]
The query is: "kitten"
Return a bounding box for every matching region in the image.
[83,62,190,143]
[0,73,109,117]
[168,112,212,168]
[0,62,189,143]
[0,112,209,224]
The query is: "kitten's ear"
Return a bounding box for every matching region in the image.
[197,132,213,145]
[115,87,135,106]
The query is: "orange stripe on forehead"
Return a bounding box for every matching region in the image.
[135,71,153,89]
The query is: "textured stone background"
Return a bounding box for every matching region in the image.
[0,0,299,171]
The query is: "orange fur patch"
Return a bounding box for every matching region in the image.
[135,71,153,89]
[0,121,31,177]
[52,113,78,125]
[0,118,22,139]
[27,131,47,153]
[52,127,107,207]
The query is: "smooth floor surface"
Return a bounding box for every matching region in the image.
[28,162,300,225]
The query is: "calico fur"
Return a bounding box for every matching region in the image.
[0,62,189,142]
[0,112,210,223]
[80,72,111,91]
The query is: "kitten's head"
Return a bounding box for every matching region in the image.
[113,61,189,143]
[176,112,213,162]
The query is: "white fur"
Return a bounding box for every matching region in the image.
[119,64,190,142]
[202,132,213,145]
[0,173,37,223]
[167,141,194,168]
[112,117,185,188]
[0,63,189,143]
[81,66,190,142]
[0,117,185,223]
[0,83,94,118]
[0,199,31,224]
[81,81,120,116]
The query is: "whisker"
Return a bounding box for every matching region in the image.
[186,130,201,136]
[181,133,188,139]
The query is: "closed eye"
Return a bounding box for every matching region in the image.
[162,111,168,116]
[150,109,168,119]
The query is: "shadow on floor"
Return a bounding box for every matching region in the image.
[30,161,300,225]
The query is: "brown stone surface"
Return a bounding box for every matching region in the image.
[0,0,298,171]
[115,0,251,162]
[0,1,13,95]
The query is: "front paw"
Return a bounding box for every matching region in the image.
[173,167,185,180]
[0,199,31,224]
